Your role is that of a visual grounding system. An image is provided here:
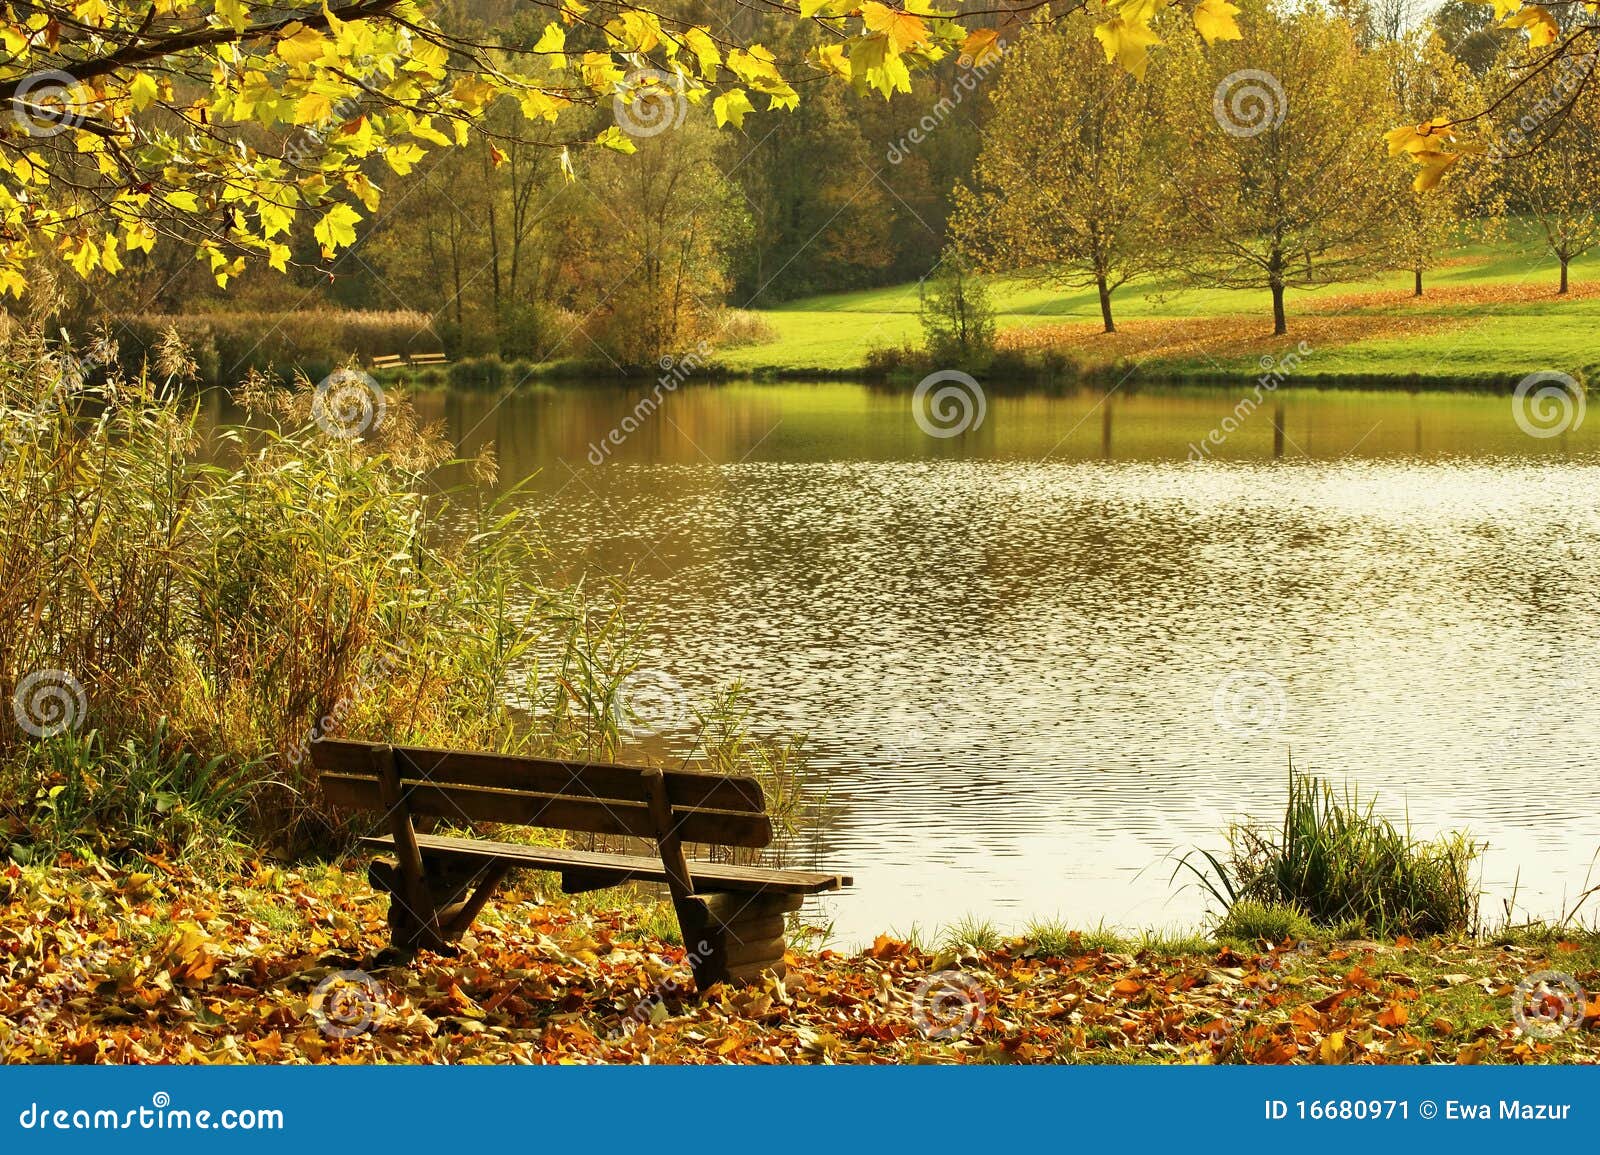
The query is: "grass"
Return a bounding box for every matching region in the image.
[1182,763,1484,938]
[718,232,1600,386]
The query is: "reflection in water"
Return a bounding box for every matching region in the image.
[217,383,1600,943]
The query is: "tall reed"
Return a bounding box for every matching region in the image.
[1180,761,1482,937]
[0,322,653,856]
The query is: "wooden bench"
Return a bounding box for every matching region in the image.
[312,738,851,990]
[370,353,405,371]
[408,351,448,365]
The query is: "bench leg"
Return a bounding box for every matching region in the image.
[681,892,804,992]
[369,857,510,952]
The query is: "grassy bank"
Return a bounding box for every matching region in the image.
[3,856,1597,1064]
[718,238,1600,387]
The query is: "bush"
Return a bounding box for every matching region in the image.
[918,261,996,367]
[862,342,929,379]
[713,308,779,348]
[1181,762,1483,937]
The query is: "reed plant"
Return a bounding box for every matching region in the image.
[1180,762,1482,937]
[1,319,799,862]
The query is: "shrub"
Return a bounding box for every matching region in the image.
[0,332,620,855]
[918,261,996,367]
[1180,762,1482,937]
[712,308,779,348]
[862,342,928,379]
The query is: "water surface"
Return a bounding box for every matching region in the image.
[341,384,1600,942]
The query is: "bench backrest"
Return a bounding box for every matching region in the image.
[311,738,772,849]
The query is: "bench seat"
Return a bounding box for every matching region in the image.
[363,832,852,895]
[315,738,851,990]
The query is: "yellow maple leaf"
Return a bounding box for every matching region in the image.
[961,28,1004,67]
[313,202,361,255]
[1503,4,1558,47]
[861,1,929,53]
[1094,16,1163,80]
[1383,117,1450,157]
[1411,149,1462,191]
[276,24,329,67]
[1193,0,1244,44]
[814,43,852,80]
[713,88,755,128]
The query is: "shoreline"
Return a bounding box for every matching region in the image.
[375,358,1558,395]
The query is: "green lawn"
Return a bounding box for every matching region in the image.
[724,236,1600,386]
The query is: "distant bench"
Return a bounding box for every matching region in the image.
[313,738,851,990]
[369,351,448,371]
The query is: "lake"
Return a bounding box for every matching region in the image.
[268,381,1600,944]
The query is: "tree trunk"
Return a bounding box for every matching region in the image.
[1096,276,1116,334]
[1414,265,1423,297]
[1270,281,1287,336]
[1559,257,1570,295]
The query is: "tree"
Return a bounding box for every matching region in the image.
[1428,0,1509,75]
[567,120,749,366]
[1161,0,1397,334]
[1487,48,1600,294]
[1383,32,1476,295]
[951,22,1164,334]
[0,1,1254,300]
[918,258,995,364]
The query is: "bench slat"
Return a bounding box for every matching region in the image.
[362,832,852,895]
[323,772,772,848]
[312,739,764,814]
